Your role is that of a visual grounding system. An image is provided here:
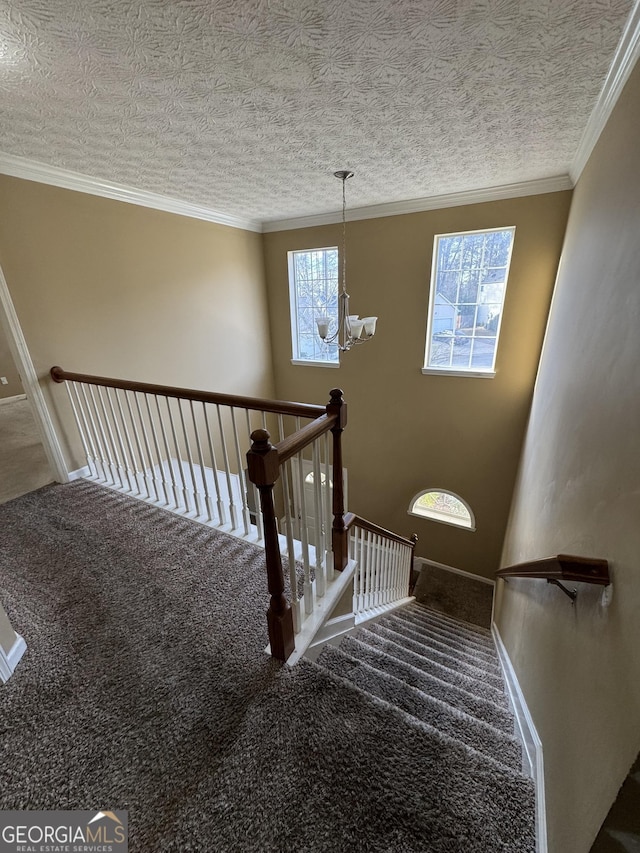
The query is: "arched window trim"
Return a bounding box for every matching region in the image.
[408,488,476,531]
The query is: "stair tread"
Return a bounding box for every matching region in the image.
[407,603,495,645]
[364,622,506,690]
[390,608,498,657]
[318,644,522,771]
[339,633,513,728]
[304,657,531,786]
[380,612,502,673]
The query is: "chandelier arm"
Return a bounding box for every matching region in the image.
[316,169,376,353]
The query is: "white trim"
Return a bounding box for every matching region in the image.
[355,596,416,626]
[304,596,417,661]
[262,176,573,232]
[0,633,27,684]
[0,264,68,483]
[0,394,27,406]
[290,359,340,368]
[268,561,357,666]
[304,612,357,661]
[0,153,262,233]
[68,465,91,481]
[570,0,640,183]
[414,556,495,586]
[492,622,547,853]
[421,367,495,379]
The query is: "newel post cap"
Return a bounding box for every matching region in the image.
[326,388,347,428]
[246,428,280,486]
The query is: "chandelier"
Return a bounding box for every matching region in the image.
[316,170,377,352]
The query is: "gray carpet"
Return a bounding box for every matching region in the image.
[0,480,534,851]
[0,397,53,504]
[413,563,494,627]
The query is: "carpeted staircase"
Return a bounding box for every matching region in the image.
[314,601,536,849]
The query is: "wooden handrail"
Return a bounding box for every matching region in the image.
[496,554,610,585]
[275,413,337,463]
[50,365,326,419]
[496,554,609,602]
[344,512,418,549]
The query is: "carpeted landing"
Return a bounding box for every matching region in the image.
[0,480,535,852]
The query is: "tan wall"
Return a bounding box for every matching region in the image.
[0,318,23,399]
[0,177,273,470]
[264,192,571,577]
[495,63,640,852]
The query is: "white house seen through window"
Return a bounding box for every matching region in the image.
[288,247,339,365]
[423,227,515,376]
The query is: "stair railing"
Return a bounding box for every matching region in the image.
[346,513,418,620]
[51,366,416,662]
[50,366,326,546]
[246,389,347,661]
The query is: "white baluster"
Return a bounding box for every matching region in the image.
[231,408,251,536]
[216,405,238,529]
[110,388,138,494]
[177,398,199,516]
[66,382,97,478]
[366,530,375,611]
[373,533,382,608]
[79,384,108,482]
[129,391,157,501]
[312,440,325,597]
[153,395,178,507]
[296,448,313,617]
[190,400,212,522]
[143,394,169,505]
[100,386,129,490]
[394,542,402,600]
[91,386,120,486]
[281,458,300,633]
[203,403,225,525]
[164,396,189,511]
[324,432,333,580]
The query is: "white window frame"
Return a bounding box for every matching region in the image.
[422,226,516,378]
[408,489,476,531]
[288,247,340,368]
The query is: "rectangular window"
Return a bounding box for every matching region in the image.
[288,247,339,366]
[423,227,516,377]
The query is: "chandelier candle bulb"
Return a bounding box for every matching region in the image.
[316,317,330,339]
[362,317,378,336]
[349,319,364,338]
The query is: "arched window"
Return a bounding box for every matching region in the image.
[408,489,475,530]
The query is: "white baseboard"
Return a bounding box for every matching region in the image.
[0,633,27,683]
[68,465,91,481]
[0,394,27,406]
[414,556,495,586]
[492,622,547,853]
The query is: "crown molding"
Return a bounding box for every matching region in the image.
[261,175,573,233]
[0,151,574,235]
[0,153,263,233]
[570,0,640,183]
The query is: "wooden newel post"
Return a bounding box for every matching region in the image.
[326,388,348,571]
[246,428,295,662]
[409,533,418,594]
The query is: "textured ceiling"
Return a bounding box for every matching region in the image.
[0,0,634,226]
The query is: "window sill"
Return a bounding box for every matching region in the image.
[291,359,340,369]
[408,510,476,532]
[421,367,495,379]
